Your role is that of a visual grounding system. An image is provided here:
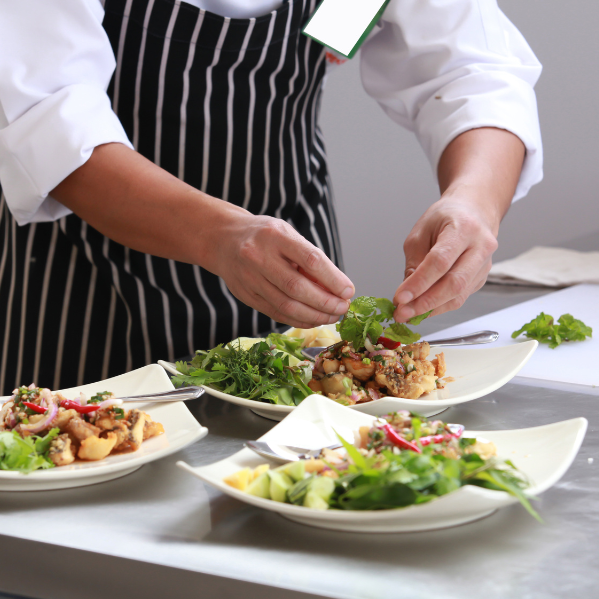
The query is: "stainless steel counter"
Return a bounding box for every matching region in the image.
[1,284,598,599]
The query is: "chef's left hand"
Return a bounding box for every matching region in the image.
[392,127,525,322]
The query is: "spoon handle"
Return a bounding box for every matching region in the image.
[115,386,205,402]
[427,330,499,347]
[300,330,499,359]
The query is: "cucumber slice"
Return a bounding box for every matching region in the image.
[268,471,293,503]
[303,490,329,510]
[309,476,335,501]
[246,472,271,499]
[283,460,306,482]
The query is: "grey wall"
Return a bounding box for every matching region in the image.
[319,0,599,300]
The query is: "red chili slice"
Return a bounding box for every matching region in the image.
[60,400,101,414]
[377,336,401,350]
[22,401,47,414]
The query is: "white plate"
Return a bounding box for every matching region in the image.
[177,395,587,533]
[159,336,538,420]
[0,365,208,491]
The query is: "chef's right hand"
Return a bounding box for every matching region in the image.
[51,143,354,327]
[210,213,355,329]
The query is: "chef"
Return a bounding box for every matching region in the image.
[0,0,542,394]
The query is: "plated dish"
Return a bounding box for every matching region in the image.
[159,329,538,420]
[177,395,587,532]
[0,365,208,491]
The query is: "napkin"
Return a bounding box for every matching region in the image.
[487,246,599,287]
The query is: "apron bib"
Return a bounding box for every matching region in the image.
[0,0,343,394]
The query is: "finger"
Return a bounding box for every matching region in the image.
[394,225,467,308]
[263,251,352,316]
[425,273,488,318]
[404,267,415,281]
[285,239,354,301]
[247,278,342,328]
[394,251,491,322]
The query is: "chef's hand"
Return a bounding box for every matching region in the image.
[52,143,354,329]
[209,213,355,329]
[392,127,525,322]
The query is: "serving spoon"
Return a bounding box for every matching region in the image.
[300,330,499,360]
[0,386,205,404]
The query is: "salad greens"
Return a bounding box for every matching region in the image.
[512,312,592,349]
[231,411,540,521]
[336,296,431,350]
[329,433,539,519]
[0,428,59,473]
[171,337,314,406]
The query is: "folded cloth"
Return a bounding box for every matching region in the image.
[488,246,599,287]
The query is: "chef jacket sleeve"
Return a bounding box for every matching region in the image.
[360,0,543,201]
[0,0,133,225]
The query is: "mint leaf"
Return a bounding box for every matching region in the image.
[374,298,395,321]
[349,296,377,316]
[337,296,431,350]
[512,312,592,349]
[407,310,432,326]
[384,322,421,344]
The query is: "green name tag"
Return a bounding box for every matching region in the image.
[302,0,392,59]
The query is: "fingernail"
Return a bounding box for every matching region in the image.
[335,300,349,314]
[328,314,340,324]
[340,286,354,300]
[396,291,413,305]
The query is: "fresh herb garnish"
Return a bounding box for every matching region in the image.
[171,339,314,406]
[512,312,592,349]
[112,407,125,420]
[89,391,112,403]
[336,296,431,350]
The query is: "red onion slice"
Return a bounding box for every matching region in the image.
[97,398,123,410]
[19,402,58,435]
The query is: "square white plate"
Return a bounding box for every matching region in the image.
[159,336,538,420]
[177,395,587,532]
[0,365,208,491]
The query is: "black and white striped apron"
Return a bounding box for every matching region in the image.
[0,0,343,395]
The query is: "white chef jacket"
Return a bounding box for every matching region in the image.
[0,0,543,226]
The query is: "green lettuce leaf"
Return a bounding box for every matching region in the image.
[0,430,55,474]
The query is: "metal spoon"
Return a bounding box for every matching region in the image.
[0,386,204,404]
[112,386,205,402]
[245,440,343,463]
[300,330,499,360]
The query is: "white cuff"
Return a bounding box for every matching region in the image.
[0,83,133,225]
[413,70,543,202]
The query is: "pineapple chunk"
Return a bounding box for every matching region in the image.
[224,468,252,491]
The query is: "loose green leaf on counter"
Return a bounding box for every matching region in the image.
[512,312,592,349]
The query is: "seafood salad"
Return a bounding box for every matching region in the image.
[224,411,538,519]
[0,385,164,473]
[307,339,446,404]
